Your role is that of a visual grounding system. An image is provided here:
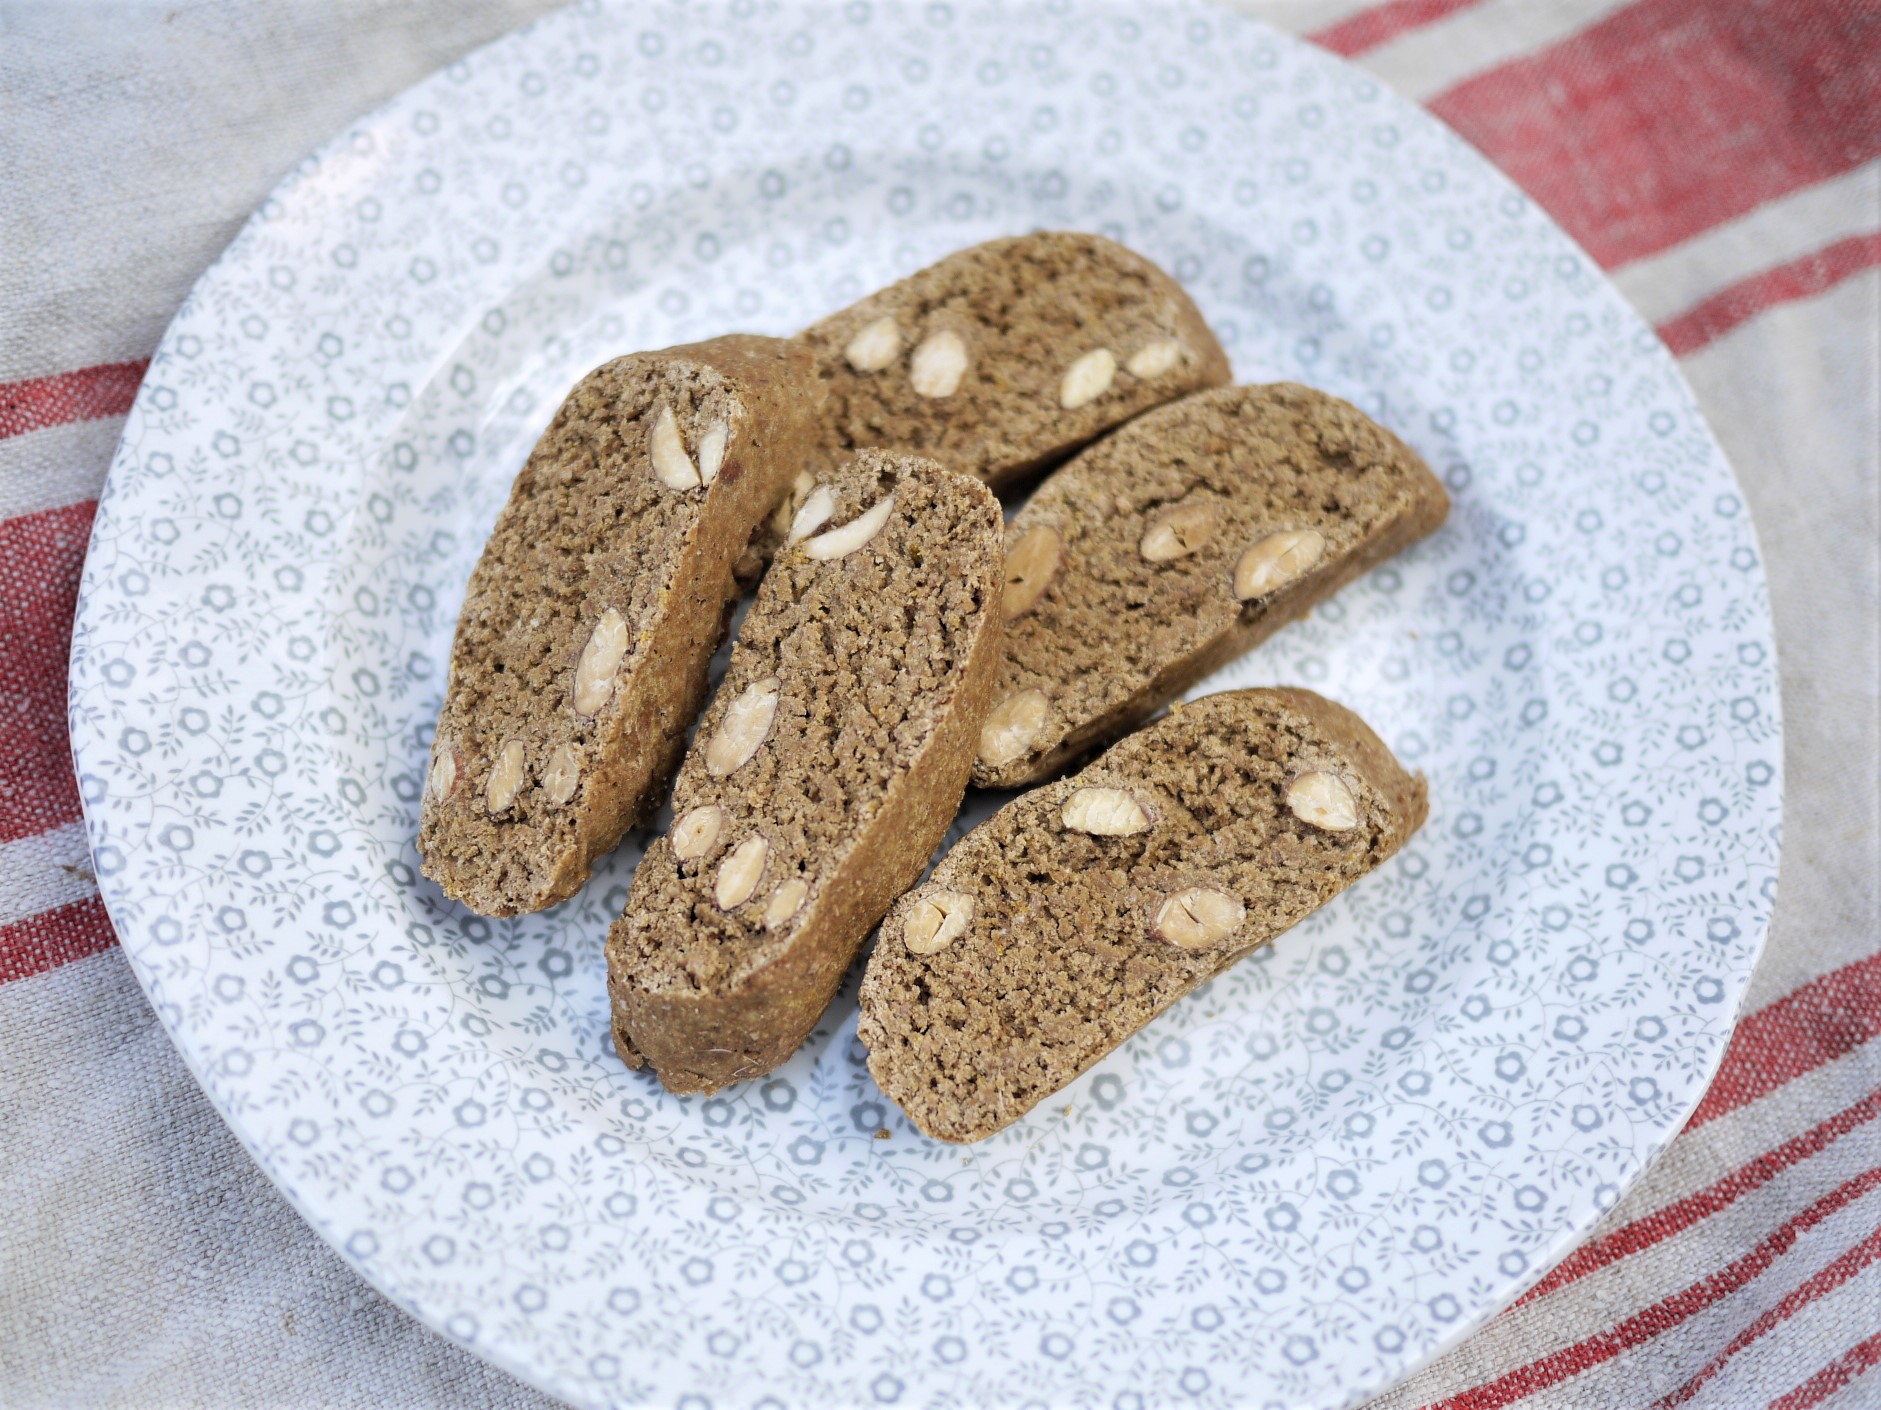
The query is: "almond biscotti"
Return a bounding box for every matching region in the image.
[972,383,1448,789]
[797,231,1231,493]
[420,337,825,916]
[861,687,1427,1142]
[607,452,1004,1094]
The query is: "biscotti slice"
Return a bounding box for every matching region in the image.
[606,451,1005,1094]
[860,687,1427,1143]
[419,336,825,916]
[973,382,1448,789]
[797,231,1231,493]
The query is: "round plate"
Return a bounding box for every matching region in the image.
[68,3,1781,1406]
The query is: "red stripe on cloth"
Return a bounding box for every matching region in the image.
[1659,231,1881,356]
[1653,1224,1881,1408]
[0,500,95,845]
[1517,1087,1881,1304]
[1428,0,1881,269]
[1422,1166,1881,1410]
[0,894,117,985]
[1307,0,1490,57]
[1688,952,1881,1129]
[1768,1329,1881,1410]
[0,361,148,441]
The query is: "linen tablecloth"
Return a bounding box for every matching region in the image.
[2,1,1875,1405]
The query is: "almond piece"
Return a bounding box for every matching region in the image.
[486,739,526,813]
[771,470,818,540]
[1061,787,1152,836]
[903,889,975,955]
[648,402,699,489]
[1153,887,1246,950]
[1003,524,1063,618]
[541,743,581,805]
[1233,528,1326,601]
[786,484,838,544]
[426,745,457,801]
[1286,771,1360,831]
[1059,348,1118,409]
[801,494,895,561]
[714,835,769,909]
[763,878,809,931]
[1125,339,1183,380]
[909,330,968,398]
[572,607,631,715]
[978,689,1049,769]
[1140,500,1218,563]
[696,418,730,485]
[671,804,725,860]
[844,315,902,373]
[705,676,781,776]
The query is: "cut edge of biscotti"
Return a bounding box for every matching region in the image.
[796,230,1233,494]
[860,686,1427,1143]
[971,382,1449,790]
[418,336,822,917]
[605,450,1006,1094]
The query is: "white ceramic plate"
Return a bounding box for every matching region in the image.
[69,3,1782,1406]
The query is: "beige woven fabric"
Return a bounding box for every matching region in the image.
[1,2,1874,1406]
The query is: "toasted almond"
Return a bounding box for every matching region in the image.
[696,418,730,484]
[714,835,769,909]
[541,743,581,805]
[671,804,725,860]
[648,402,699,489]
[1153,887,1246,950]
[903,889,975,955]
[763,878,809,931]
[1140,500,1218,563]
[844,315,902,373]
[786,484,838,544]
[1061,787,1152,836]
[1286,770,1360,831]
[486,739,525,813]
[1059,348,1118,409]
[1003,524,1063,618]
[1233,528,1326,601]
[978,689,1050,768]
[572,607,631,715]
[909,330,968,398]
[426,745,457,801]
[705,676,781,776]
[771,470,818,539]
[801,494,895,561]
[1125,339,1183,379]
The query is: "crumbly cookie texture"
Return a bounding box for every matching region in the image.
[607,452,1005,1094]
[418,336,825,916]
[796,230,1231,493]
[860,687,1428,1143]
[971,382,1449,789]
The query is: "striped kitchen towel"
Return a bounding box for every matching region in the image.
[0,0,1874,1405]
